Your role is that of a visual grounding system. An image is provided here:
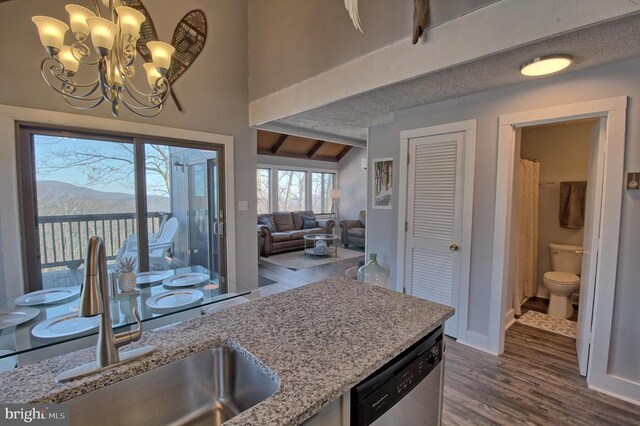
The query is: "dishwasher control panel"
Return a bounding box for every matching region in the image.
[351,327,443,426]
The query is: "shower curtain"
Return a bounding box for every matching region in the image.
[514,159,540,316]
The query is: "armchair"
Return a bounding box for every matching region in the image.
[339,210,366,248]
[115,217,179,270]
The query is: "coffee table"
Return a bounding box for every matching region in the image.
[304,234,338,258]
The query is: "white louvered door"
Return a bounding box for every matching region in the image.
[405,132,466,337]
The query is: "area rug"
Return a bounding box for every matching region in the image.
[260,248,364,271]
[344,266,358,279]
[517,310,577,339]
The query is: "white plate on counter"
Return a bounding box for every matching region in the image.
[31,313,99,339]
[0,308,40,330]
[14,287,81,306]
[136,271,173,286]
[162,273,209,288]
[145,289,204,309]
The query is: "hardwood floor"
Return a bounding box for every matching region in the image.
[443,323,640,425]
[257,254,363,297]
[257,258,639,425]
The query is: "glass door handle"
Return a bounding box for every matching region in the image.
[213,221,224,238]
[217,210,224,238]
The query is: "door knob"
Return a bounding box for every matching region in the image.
[449,243,459,252]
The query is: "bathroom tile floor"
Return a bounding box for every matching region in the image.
[520,296,578,322]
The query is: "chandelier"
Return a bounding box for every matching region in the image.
[32,0,175,117]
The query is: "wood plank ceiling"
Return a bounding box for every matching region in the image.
[257,130,352,162]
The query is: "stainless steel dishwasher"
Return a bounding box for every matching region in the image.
[351,326,444,426]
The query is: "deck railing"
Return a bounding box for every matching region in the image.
[38,212,166,270]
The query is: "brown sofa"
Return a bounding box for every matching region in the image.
[258,211,335,257]
[339,210,366,248]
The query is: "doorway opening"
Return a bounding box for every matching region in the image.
[507,118,600,371]
[491,97,627,395]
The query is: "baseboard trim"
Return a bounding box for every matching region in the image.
[589,382,640,407]
[456,331,499,356]
[505,308,515,330]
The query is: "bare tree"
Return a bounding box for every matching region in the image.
[256,169,270,214]
[36,137,171,196]
[277,170,306,211]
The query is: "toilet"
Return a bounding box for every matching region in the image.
[543,243,582,319]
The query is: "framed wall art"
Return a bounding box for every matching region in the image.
[372,158,393,209]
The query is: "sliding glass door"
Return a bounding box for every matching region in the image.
[22,132,137,290]
[183,153,225,277]
[18,126,226,292]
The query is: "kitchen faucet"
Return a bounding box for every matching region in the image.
[56,236,155,383]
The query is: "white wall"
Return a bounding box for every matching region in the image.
[368,57,640,385]
[0,0,258,291]
[249,1,640,127]
[366,124,398,273]
[337,147,367,223]
[521,121,594,296]
[247,0,498,101]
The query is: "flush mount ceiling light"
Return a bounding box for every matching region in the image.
[520,54,573,77]
[32,0,176,117]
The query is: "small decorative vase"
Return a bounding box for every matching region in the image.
[119,272,137,293]
[358,253,390,287]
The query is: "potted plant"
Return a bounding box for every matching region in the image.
[118,257,137,293]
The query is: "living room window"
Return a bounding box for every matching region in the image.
[277,170,306,211]
[257,168,271,214]
[257,165,337,214]
[311,172,335,214]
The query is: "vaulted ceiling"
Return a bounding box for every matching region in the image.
[266,13,640,142]
[257,130,352,162]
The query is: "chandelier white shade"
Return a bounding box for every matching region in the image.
[147,41,175,73]
[116,6,145,38]
[32,0,176,117]
[65,5,95,36]
[86,17,118,52]
[32,16,69,53]
[142,62,161,88]
[58,46,80,74]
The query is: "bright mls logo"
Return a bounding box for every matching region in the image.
[1,405,68,425]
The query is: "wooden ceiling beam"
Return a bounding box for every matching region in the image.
[258,149,336,163]
[336,145,352,161]
[271,134,289,154]
[308,141,325,159]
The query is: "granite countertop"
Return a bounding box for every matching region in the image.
[0,277,454,425]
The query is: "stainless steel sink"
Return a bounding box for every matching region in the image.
[65,346,279,426]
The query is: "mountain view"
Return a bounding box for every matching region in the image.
[36,181,170,216]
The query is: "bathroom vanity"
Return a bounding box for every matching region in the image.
[0,277,453,425]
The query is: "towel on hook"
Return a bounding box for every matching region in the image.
[559,181,587,229]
